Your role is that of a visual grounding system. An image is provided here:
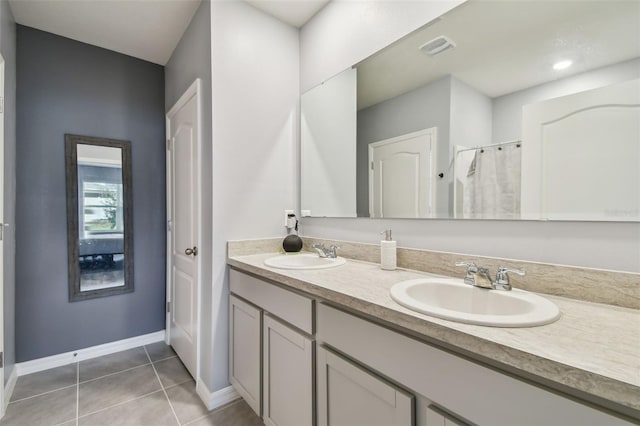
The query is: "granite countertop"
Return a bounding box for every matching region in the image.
[227,252,640,417]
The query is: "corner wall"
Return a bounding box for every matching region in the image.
[210,1,299,392]
[299,0,640,273]
[15,26,166,361]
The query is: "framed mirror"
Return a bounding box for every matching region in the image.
[65,134,133,301]
[301,0,640,221]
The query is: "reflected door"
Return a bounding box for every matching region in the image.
[369,128,437,218]
[522,78,640,221]
[167,81,200,379]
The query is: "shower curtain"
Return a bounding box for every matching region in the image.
[463,144,521,219]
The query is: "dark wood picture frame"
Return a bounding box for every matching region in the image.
[65,134,134,302]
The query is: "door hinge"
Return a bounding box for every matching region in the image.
[0,351,4,368]
[166,139,171,151]
[0,96,4,114]
[371,162,374,170]
[167,219,172,232]
[0,223,5,241]
[166,301,171,313]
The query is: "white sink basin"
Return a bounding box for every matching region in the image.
[264,253,346,270]
[390,278,560,327]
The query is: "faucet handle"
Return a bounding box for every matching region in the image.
[497,266,525,276]
[455,261,477,271]
[493,266,525,291]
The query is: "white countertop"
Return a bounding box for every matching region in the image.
[228,252,640,416]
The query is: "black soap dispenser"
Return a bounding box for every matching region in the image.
[283,213,303,252]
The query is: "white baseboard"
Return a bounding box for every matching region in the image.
[4,366,17,411]
[16,330,166,376]
[196,380,240,411]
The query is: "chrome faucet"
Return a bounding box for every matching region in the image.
[312,243,339,259]
[455,261,493,289]
[493,266,525,291]
[455,262,525,291]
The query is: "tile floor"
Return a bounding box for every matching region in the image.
[0,342,263,426]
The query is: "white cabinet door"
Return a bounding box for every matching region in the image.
[263,314,313,426]
[229,295,261,416]
[317,345,414,426]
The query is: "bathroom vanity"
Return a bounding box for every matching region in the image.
[227,243,639,426]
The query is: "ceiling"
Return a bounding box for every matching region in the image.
[356,0,640,109]
[245,0,329,28]
[8,0,328,66]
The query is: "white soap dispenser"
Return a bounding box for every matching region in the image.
[380,229,397,271]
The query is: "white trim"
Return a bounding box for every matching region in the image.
[196,380,240,411]
[0,52,5,419]
[15,330,165,376]
[3,367,16,413]
[165,78,202,381]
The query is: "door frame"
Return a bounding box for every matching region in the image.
[368,127,437,218]
[0,52,6,418]
[165,78,202,381]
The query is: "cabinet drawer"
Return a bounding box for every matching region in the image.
[230,269,313,334]
[317,303,632,426]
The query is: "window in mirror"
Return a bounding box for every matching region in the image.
[66,135,133,301]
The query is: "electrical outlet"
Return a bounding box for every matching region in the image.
[284,209,294,227]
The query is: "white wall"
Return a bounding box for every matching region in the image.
[301,67,356,217]
[299,0,640,273]
[300,0,466,92]
[210,0,299,392]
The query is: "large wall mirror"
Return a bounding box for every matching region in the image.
[65,134,133,301]
[301,0,640,221]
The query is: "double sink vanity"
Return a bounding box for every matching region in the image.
[227,238,639,426]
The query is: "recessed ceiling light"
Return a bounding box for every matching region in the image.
[553,60,573,70]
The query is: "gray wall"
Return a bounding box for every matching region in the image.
[357,76,451,217]
[16,26,166,361]
[1,0,16,383]
[164,0,213,390]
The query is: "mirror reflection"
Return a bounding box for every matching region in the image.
[77,144,125,291]
[66,135,133,301]
[301,0,640,221]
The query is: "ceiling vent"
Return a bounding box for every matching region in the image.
[419,36,456,56]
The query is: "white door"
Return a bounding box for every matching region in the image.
[369,128,437,218]
[166,79,201,379]
[0,53,5,417]
[521,78,640,221]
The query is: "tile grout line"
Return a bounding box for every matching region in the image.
[182,399,243,426]
[76,389,166,421]
[78,361,153,385]
[145,345,181,425]
[8,383,78,404]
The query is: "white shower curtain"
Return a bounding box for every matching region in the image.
[463,144,521,219]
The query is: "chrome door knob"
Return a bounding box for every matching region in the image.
[185,246,198,256]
